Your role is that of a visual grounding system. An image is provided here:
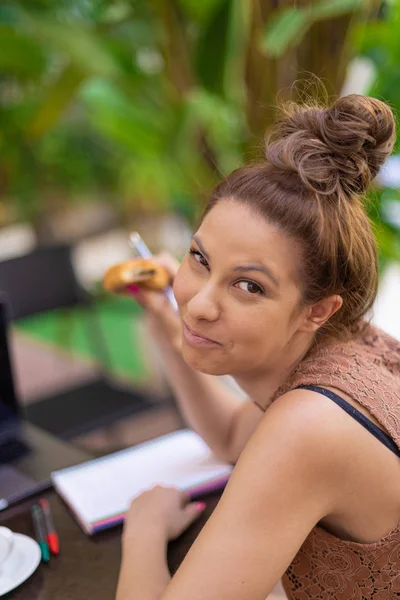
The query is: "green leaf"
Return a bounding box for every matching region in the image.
[100,1,132,25]
[260,7,310,57]
[0,24,45,79]
[177,0,225,23]
[223,0,251,104]
[196,0,232,95]
[310,0,364,21]
[27,64,86,138]
[186,89,243,171]
[261,0,365,58]
[355,22,390,52]
[24,16,121,79]
[375,222,400,263]
[81,80,164,155]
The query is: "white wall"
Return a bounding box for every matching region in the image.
[372,262,400,341]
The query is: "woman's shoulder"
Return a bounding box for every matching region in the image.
[352,321,400,359]
[309,321,400,361]
[272,321,400,403]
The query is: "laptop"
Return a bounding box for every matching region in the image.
[0,295,89,510]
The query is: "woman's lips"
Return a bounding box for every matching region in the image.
[183,322,221,347]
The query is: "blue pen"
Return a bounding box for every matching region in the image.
[128,232,178,311]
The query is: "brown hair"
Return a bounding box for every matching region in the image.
[203,95,396,341]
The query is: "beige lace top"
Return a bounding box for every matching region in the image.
[268,323,400,599]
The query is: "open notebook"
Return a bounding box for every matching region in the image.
[51,430,233,535]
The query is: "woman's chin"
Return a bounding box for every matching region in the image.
[182,346,230,376]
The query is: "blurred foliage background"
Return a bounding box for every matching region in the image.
[0,0,399,260]
[1,0,399,437]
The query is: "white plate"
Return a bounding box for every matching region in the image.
[0,533,41,596]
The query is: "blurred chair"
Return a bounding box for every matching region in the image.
[0,244,164,440]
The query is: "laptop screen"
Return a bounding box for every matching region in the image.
[0,295,20,444]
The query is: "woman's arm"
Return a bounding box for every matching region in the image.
[116,389,344,600]
[116,489,205,600]
[152,336,263,463]
[116,524,171,600]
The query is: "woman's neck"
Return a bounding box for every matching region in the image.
[233,332,315,409]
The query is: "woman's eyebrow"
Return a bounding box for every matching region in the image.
[233,264,280,288]
[192,235,279,288]
[192,235,210,261]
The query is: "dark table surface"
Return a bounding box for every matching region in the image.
[0,489,221,600]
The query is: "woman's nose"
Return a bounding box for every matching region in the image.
[186,284,220,322]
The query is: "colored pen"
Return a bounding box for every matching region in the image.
[32,505,50,563]
[39,498,60,555]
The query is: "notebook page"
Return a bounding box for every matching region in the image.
[52,430,232,526]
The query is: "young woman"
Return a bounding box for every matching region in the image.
[116,94,400,600]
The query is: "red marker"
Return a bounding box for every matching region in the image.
[39,498,60,555]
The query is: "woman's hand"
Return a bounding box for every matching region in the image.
[130,252,182,352]
[123,486,206,544]
[117,488,205,600]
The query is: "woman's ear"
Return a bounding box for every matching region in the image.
[299,295,343,334]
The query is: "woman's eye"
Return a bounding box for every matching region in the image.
[236,280,264,295]
[189,248,209,268]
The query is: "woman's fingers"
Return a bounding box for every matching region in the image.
[178,501,207,534]
[131,286,172,315]
[125,251,182,349]
[127,251,180,311]
[154,251,180,278]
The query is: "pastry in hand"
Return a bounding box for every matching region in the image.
[103,258,170,294]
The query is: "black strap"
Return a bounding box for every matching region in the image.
[297,385,400,458]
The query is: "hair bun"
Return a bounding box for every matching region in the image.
[265,94,396,198]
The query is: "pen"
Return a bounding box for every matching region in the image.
[39,498,60,555]
[128,231,178,311]
[32,505,50,563]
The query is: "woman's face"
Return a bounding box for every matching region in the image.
[173,199,308,376]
